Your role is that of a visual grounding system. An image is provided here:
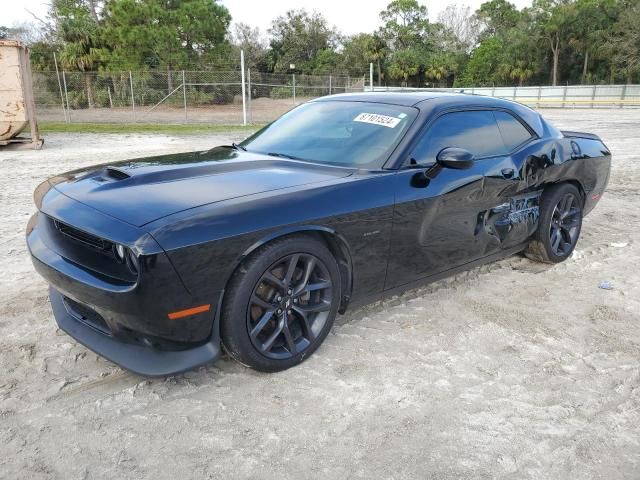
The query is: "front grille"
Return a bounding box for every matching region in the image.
[63,296,111,335]
[53,219,110,251]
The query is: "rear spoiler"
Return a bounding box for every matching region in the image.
[561,130,602,141]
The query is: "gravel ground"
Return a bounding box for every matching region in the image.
[1,110,639,479]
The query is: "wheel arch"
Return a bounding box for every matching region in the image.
[225,226,354,316]
[540,178,586,204]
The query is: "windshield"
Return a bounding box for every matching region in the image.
[241,101,418,168]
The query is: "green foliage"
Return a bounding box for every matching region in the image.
[270,86,293,99]
[379,0,431,49]
[101,0,231,70]
[30,0,639,105]
[268,9,340,73]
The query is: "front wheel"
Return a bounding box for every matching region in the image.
[221,235,341,372]
[525,183,583,263]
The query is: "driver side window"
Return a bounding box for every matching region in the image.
[411,110,507,163]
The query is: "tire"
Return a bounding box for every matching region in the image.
[221,235,341,372]
[525,183,583,263]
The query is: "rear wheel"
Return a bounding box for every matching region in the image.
[525,183,583,263]
[221,235,341,372]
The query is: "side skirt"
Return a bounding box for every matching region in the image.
[346,243,528,311]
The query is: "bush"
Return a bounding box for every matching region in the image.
[270,86,293,99]
[67,91,88,109]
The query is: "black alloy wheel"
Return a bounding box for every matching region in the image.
[247,253,333,360]
[525,182,584,264]
[549,192,581,257]
[221,235,341,372]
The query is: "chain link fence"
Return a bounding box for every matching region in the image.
[373,84,640,108]
[33,69,367,125]
[33,66,639,126]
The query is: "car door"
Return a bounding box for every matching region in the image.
[385,109,524,289]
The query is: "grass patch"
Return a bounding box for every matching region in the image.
[34,122,263,135]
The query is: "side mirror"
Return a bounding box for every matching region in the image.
[436,147,474,170]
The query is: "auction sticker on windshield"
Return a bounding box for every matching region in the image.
[353,112,401,128]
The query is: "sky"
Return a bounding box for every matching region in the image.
[3,0,532,34]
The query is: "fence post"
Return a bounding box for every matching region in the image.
[247,68,252,123]
[292,73,296,105]
[53,52,68,123]
[129,71,135,122]
[513,86,517,101]
[329,75,332,95]
[562,84,568,108]
[107,87,113,108]
[240,51,247,125]
[370,63,374,92]
[537,85,542,108]
[620,84,627,109]
[181,70,187,122]
[62,71,71,122]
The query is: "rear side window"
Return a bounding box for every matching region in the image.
[411,110,506,161]
[494,111,533,151]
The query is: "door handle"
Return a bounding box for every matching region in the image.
[501,168,515,179]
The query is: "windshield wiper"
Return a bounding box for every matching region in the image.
[266,151,303,160]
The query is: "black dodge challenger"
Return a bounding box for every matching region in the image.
[27,92,611,376]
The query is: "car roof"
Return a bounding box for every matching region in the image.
[313,90,457,106]
[313,91,545,137]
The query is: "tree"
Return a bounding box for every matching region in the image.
[532,0,575,86]
[437,4,481,52]
[49,0,104,106]
[379,0,430,50]
[268,9,339,73]
[476,0,522,38]
[457,36,504,86]
[603,1,640,83]
[340,33,387,81]
[102,0,230,71]
[387,48,420,84]
[231,23,268,70]
[569,0,617,84]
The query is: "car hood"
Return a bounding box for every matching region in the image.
[47,147,353,226]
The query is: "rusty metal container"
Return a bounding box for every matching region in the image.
[0,40,42,148]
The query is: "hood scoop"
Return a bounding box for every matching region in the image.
[103,166,131,180]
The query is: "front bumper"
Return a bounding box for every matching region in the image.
[27,186,223,376]
[50,287,220,376]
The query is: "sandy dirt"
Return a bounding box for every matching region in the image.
[0,110,639,479]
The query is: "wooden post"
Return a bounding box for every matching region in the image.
[19,45,42,148]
